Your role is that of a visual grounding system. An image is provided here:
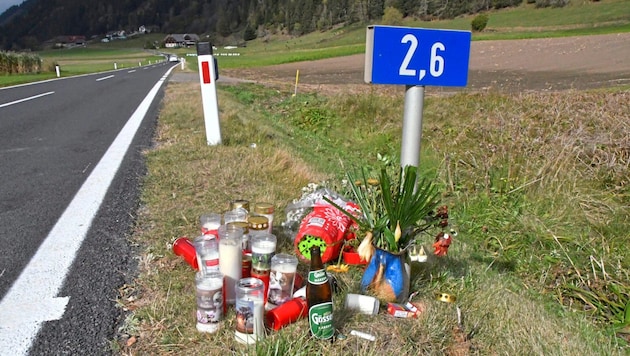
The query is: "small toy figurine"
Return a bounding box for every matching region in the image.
[433,232,452,256]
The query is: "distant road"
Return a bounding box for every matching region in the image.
[0,62,177,354]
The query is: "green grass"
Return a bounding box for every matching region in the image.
[0,72,59,86]
[121,81,629,355]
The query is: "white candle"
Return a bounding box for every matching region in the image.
[219,238,242,304]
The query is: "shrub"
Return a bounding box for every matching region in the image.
[243,25,257,41]
[381,6,404,26]
[535,0,570,8]
[0,51,42,74]
[471,14,489,32]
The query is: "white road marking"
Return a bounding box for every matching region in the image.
[128,70,137,73]
[96,75,115,81]
[0,91,55,109]
[0,66,176,355]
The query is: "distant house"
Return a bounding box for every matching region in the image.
[52,35,86,48]
[106,30,127,41]
[163,34,200,48]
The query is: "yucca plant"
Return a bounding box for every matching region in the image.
[326,165,441,253]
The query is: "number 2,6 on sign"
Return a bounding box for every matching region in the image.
[364,25,471,87]
[364,25,471,170]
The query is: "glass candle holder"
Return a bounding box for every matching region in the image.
[234,277,265,344]
[193,234,219,275]
[250,234,277,304]
[200,212,221,236]
[267,253,298,309]
[195,271,224,333]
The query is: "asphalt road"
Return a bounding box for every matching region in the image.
[0,62,178,354]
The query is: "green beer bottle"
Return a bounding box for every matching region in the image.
[306,246,334,339]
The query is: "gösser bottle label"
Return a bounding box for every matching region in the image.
[308,269,328,285]
[309,302,333,339]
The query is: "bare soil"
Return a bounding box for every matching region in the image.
[217,32,630,94]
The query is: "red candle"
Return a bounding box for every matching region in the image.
[172,237,198,270]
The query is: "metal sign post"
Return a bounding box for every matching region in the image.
[365,25,471,168]
[197,42,222,146]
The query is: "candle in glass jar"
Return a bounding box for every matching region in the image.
[219,224,243,305]
[200,213,222,236]
[250,234,277,304]
[234,278,265,344]
[253,202,274,234]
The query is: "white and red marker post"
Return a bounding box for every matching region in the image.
[197,42,222,145]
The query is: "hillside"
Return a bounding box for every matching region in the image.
[0,0,526,51]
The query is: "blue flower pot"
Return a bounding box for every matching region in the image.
[360,247,410,303]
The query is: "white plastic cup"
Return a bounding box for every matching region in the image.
[251,234,277,304]
[251,234,277,272]
[344,293,380,315]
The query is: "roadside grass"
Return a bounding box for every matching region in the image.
[118,79,629,355]
[0,72,59,87]
[0,48,164,86]
[38,48,165,76]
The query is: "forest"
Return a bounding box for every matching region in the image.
[1,0,563,51]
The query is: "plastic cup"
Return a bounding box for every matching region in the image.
[223,208,248,224]
[235,277,265,344]
[172,237,198,270]
[344,293,380,315]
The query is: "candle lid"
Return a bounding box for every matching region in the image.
[228,221,249,233]
[253,202,274,214]
[229,199,250,212]
[248,215,269,230]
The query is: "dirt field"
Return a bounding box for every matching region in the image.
[216,32,630,94]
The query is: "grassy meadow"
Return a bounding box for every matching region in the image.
[119,80,629,355]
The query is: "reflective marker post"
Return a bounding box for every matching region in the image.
[197,42,222,145]
[365,25,471,169]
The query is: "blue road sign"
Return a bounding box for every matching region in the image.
[365,25,471,87]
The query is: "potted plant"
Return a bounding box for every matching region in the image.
[325,165,443,302]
